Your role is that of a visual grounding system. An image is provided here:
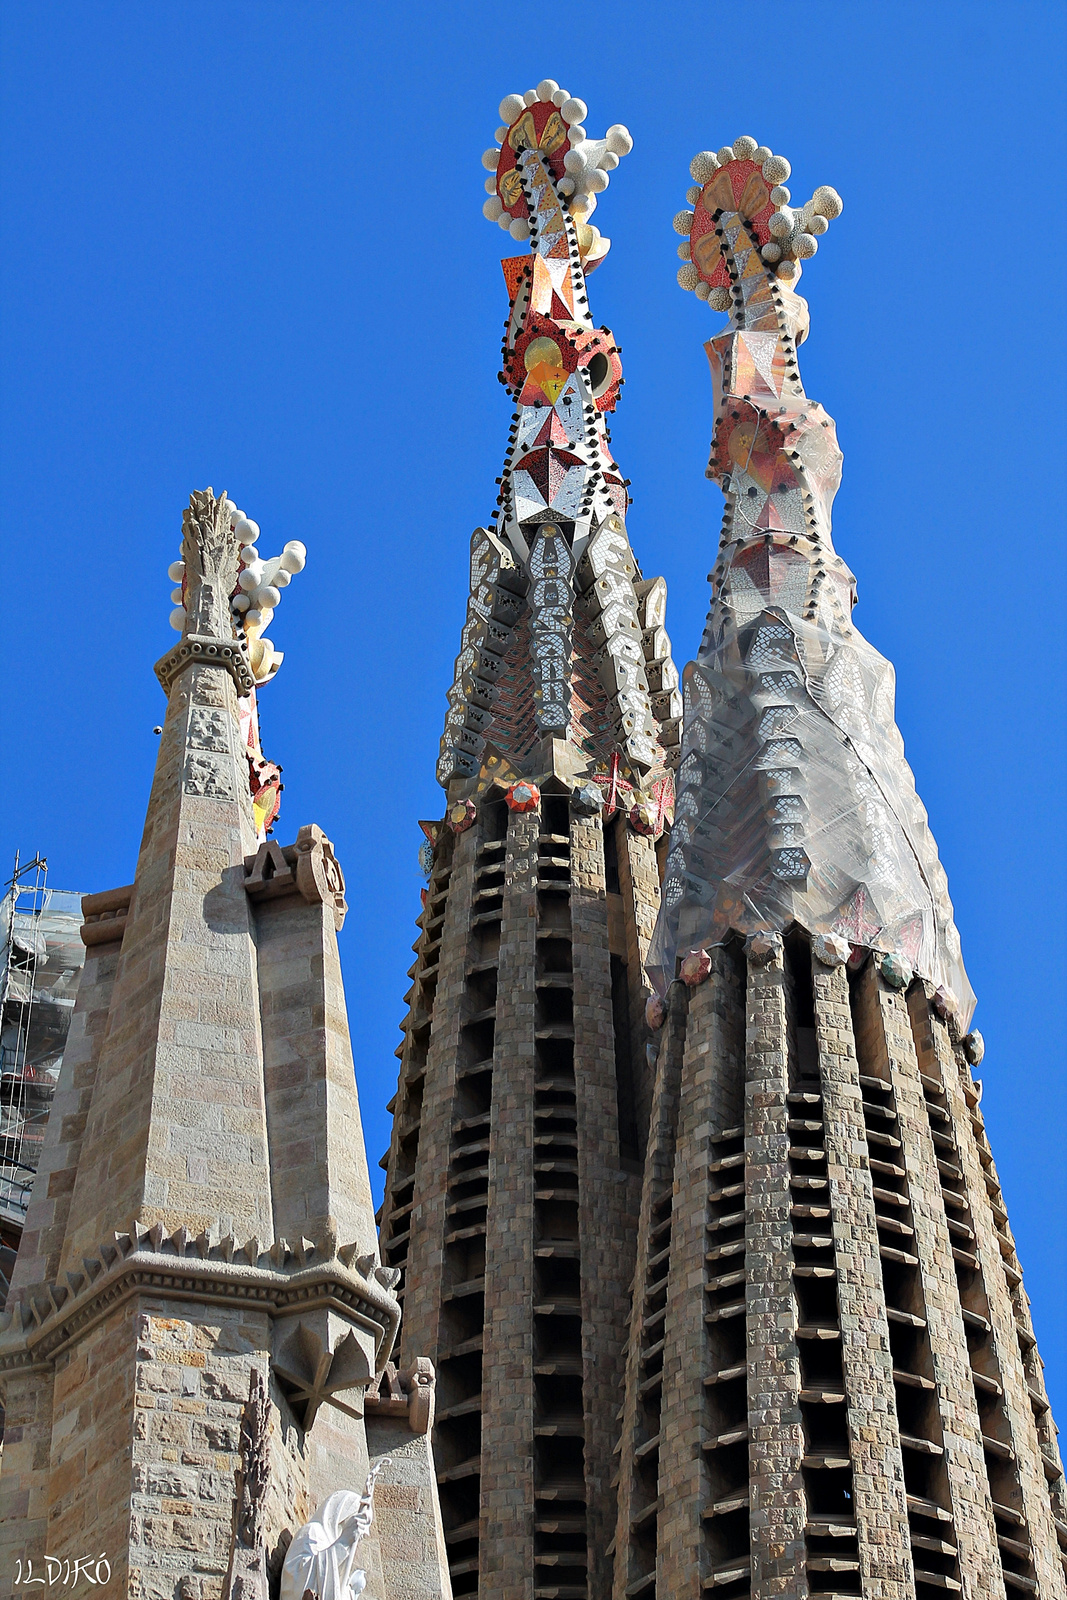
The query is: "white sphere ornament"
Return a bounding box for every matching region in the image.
[551,88,568,107]
[255,585,281,611]
[240,544,259,564]
[796,231,818,259]
[762,154,791,184]
[808,213,829,235]
[694,280,711,300]
[672,209,695,236]
[567,125,587,146]
[733,134,758,158]
[482,148,500,171]
[708,285,731,311]
[281,540,306,572]
[587,168,609,194]
[499,94,524,123]
[483,196,504,221]
[560,97,587,125]
[233,593,250,612]
[812,185,843,219]
[761,241,782,263]
[510,217,530,241]
[677,240,692,260]
[169,606,186,632]
[536,79,559,102]
[754,146,772,164]
[686,185,702,205]
[776,258,798,280]
[498,212,513,230]
[689,151,719,182]
[606,124,633,155]
[170,586,183,604]
[770,185,790,206]
[238,567,258,592]
[716,147,734,166]
[523,88,538,106]
[235,518,259,542]
[677,263,700,291]
[558,177,575,197]
[484,176,497,195]
[167,560,185,582]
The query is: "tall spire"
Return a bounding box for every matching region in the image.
[379,82,678,1598]
[0,491,453,1594]
[610,137,1064,1600]
[651,137,974,1026]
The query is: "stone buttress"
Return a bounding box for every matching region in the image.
[611,137,1066,1600]
[376,81,681,1600]
[0,490,452,1599]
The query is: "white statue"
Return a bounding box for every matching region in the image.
[280,1460,390,1600]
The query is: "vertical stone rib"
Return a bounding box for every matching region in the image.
[746,944,808,1595]
[480,808,538,1594]
[401,823,479,1366]
[617,828,663,1144]
[658,973,719,1589]
[571,809,633,1598]
[813,964,913,1598]
[658,951,746,1590]
[857,971,1001,1595]
[612,983,690,1599]
[913,994,1067,1598]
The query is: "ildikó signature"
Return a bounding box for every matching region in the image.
[14,1557,111,1587]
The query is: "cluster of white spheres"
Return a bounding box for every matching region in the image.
[167,499,307,634]
[481,81,633,241]
[671,135,843,307]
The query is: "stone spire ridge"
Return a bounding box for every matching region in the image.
[652,139,975,1026]
[438,84,681,803]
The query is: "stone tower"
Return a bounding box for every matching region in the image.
[0,491,451,1597]
[610,137,1067,1599]
[376,81,681,1596]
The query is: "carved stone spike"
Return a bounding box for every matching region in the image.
[170,1225,191,1257]
[195,1230,212,1258]
[65,1270,86,1297]
[82,1256,103,1282]
[182,488,242,641]
[219,1235,235,1262]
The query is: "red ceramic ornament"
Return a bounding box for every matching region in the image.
[505,781,540,813]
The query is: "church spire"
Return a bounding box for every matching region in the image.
[438,79,681,801]
[652,137,974,1025]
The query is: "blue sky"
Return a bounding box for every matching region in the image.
[2,2,1064,1412]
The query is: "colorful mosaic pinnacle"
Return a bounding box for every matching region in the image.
[652,136,975,1024]
[439,81,680,803]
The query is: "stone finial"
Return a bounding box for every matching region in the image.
[180,488,243,639]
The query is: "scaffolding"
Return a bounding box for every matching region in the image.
[0,853,85,1302]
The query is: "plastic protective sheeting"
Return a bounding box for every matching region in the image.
[649,581,975,1027]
